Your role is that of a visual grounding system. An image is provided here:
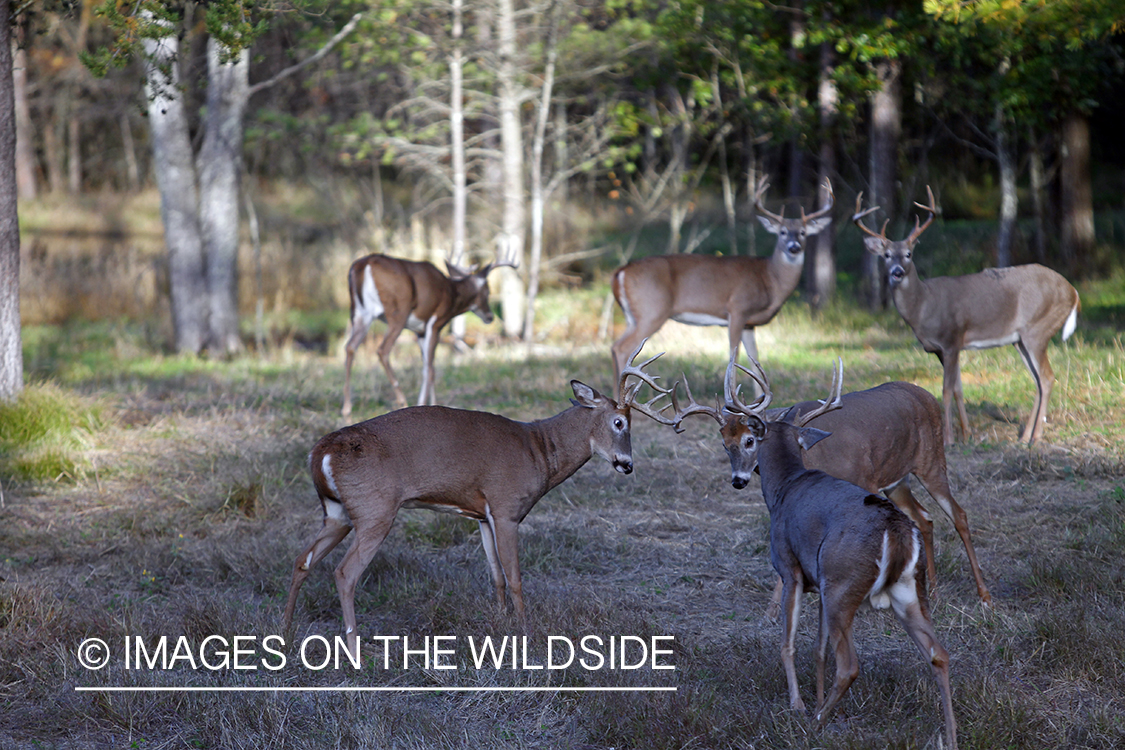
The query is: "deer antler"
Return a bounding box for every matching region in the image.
[800,179,835,224]
[669,376,722,433]
[618,339,676,425]
[723,356,772,418]
[905,185,938,246]
[793,358,845,427]
[754,178,786,224]
[852,192,889,242]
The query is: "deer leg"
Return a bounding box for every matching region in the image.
[376,320,409,409]
[487,513,526,623]
[891,588,958,750]
[779,577,806,712]
[609,269,669,399]
[1015,337,1053,445]
[334,515,396,660]
[282,515,353,633]
[938,350,969,445]
[738,327,764,399]
[886,483,937,584]
[813,604,860,729]
[341,319,370,418]
[763,576,784,622]
[416,315,439,406]
[478,519,507,608]
[913,474,992,606]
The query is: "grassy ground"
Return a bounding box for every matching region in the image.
[2,287,1124,749]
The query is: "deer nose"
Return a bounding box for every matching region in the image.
[613,456,634,474]
[731,475,748,490]
[889,266,906,284]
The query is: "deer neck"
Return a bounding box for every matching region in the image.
[766,246,805,297]
[756,426,810,512]
[527,406,597,492]
[888,265,930,329]
[449,276,483,315]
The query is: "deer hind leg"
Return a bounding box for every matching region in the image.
[913,473,992,606]
[488,514,527,623]
[813,596,861,728]
[341,319,370,418]
[478,516,507,609]
[376,320,410,409]
[334,513,397,659]
[1014,337,1053,445]
[891,586,958,750]
[416,315,439,406]
[779,577,806,712]
[609,269,667,399]
[886,482,937,584]
[283,510,353,634]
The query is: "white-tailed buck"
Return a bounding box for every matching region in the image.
[341,252,517,417]
[677,357,957,749]
[610,179,834,397]
[853,187,1079,445]
[283,342,677,656]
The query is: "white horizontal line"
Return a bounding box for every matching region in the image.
[75,686,676,693]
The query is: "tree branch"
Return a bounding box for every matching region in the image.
[246,13,363,97]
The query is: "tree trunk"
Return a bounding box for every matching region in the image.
[864,57,900,310]
[995,104,1016,268]
[450,0,467,267]
[807,38,837,311]
[144,22,207,354]
[199,37,249,355]
[496,0,526,338]
[13,43,35,200]
[0,0,24,401]
[67,116,81,194]
[1060,111,1094,274]
[1028,128,1048,263]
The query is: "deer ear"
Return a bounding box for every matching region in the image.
[756,214,781,234]
[805,216,832,235]
[862,236,886,255]
[570,380,604,408]
[797,426,832,451]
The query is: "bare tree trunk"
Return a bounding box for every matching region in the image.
[13,43,35,200]
[712,66,736,255]
[995,104,1016,268]
[1060,111,1094,274]
[450,0,467,267]
[665,83,694,253]
[44,113,63,193]
[199,37,249,354]
[496,0,526,337]
[67,116,81,194]
[807,38,837,311]
[1028,127,1048,263]
[0,0,24,400]
[864,57,900,310]
[523,0,560,342]
[119,112,141,192]
[144,21,207,354]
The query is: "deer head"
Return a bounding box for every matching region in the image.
[755,179,835,264]
[852,186,938,288]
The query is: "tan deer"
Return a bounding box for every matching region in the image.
[341,252,517,417]
[853,187,1079,445]
[677,357,957,749]
[283,342,677,656]
[610,179,834,397]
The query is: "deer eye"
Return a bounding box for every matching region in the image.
[743,436,755,449]
[613,417,626,431]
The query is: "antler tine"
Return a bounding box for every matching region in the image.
[906,185,938,245]
[794,357,845,427]
[851,191,887,240]
[801,178,835,223]
[754,178,786,224]
[724,356,772,418]
[618,338,673,407]
[669,374,722,433]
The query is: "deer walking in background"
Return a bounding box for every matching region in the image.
[854,187,1079,445]
[676,357,957,749]
[284,342,677,656]
[610,179,834,397]
[341,252,517,417]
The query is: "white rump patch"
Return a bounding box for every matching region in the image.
[672,312,729,327]
[355,266,385,326]
[867,531,894,610]
[616,271,636,328]
[1062,304,1078,341]
[405,312,428,335]
[324,499,350,525]
[321,454,339,495]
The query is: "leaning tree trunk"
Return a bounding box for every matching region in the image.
[995,105,1017,268]
[199,37,249,355]
[143,21,207,354]
[496,0,526,338]
[864,57,901,311]
[807,38,837,311]
[0,0,23,401]
[1060,111,1095,275]
[13,42,36,200]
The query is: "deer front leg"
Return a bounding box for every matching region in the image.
[478,519,507,608]
[488,513,526,623]
[779,576,806,712]
[813,603,861,729]
[938,349,969,445]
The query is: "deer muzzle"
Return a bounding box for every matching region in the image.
[613,455,634,474]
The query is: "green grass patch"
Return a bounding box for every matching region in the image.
[0,382,104,482]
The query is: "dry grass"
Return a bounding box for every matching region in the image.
[3,288,1125,749]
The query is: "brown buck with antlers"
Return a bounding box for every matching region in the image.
[341,252,518,417]
[610,179,834,397]
[284,342,677,656]
[676,357,957,749]
[853,187,1079,445]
